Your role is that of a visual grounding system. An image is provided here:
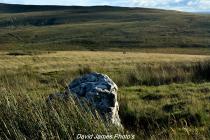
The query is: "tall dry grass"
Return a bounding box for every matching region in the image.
[0,51,210,139]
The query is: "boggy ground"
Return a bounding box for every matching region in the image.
[0,51,210,139]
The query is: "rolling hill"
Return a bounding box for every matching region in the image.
[0,3,210,51]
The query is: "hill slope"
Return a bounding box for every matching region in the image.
[0,3,210,51]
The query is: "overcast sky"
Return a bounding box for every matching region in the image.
[1,0,210,12]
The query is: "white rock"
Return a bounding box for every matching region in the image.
[68,72,121,127]
[48,72,122,127]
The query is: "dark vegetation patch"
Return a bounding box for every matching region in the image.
[119,102,203,135]
[41,70,67,77]
[167,94,179,98]
[142,94,164,101]
[162,101,187,113]
[7,51,34,56]
[193,61,210,81]
[77,65,93,75]
[41,70,66,85]
[41,70,76,88]
[198,87,210,93]
[117,60,210,86]
[7,50,51,56]
[40,66,94,88]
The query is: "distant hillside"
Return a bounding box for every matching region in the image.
[196,12,210,15]
[0,3,210,51]
[0,3,129,13]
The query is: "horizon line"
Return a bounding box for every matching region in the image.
[0,2,210,13]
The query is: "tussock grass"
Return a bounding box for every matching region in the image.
[0,51,210,139]
[0,51,210,85]
[0,96,121,139]
[0,72,122,139]
[119,83,210,139]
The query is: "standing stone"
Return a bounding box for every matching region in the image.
[68,72,121,127]
[48,72,122,127]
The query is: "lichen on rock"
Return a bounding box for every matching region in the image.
[47,72,122,127]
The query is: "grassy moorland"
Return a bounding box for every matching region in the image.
[0,51,210,139]
[0,3,210,140]
[0,3,210,52]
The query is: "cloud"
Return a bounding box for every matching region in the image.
[187,0,210,10]
[118,0,210,11]
[128,0,183,7]
[0,0,210,12]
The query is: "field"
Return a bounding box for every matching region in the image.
[0,51,210,139]
[0,3,210,51]
[1,3,210,140]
